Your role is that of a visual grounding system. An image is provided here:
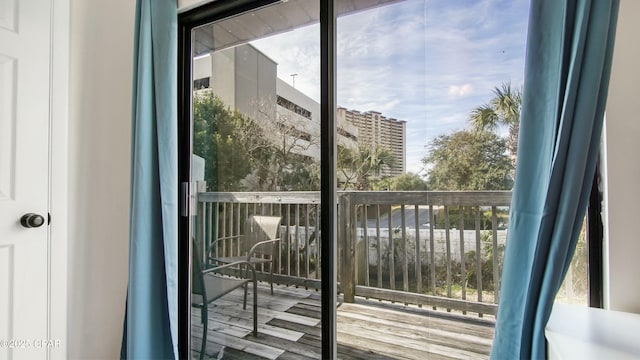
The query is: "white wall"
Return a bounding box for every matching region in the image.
[603,0,640,313]
[67,0,134,358]
[63,1,209,356]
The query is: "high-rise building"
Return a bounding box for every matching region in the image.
[337,108,406,177]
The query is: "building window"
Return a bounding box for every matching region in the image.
[277,95,312,120]
[193,77,210,90]
[337,127,357,141]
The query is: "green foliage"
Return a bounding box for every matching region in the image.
[557,222,588,303]
[280,156,320,190]
[432,206,509,230]
[368,230,505,296]
[470,82,523,159]
[338,144,396,190]
[465,239,505,291]
[423,130,514,190]
[193,92,320,191]
[564,239,588,298]
[372,172,428,191]
[193,93,261,191]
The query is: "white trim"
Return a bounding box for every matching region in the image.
[49,0,69,358]
[178,0,216,13]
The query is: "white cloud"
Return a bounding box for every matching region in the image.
[448,84,473,97]
[249,0,530,174]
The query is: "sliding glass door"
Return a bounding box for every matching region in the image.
[178,1,599,359]
[180,1,325,358]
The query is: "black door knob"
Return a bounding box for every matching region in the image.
[21,213,45,228]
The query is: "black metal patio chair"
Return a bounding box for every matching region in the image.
[191,239,257,360]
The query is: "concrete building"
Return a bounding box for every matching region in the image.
[338,107,406,177]
[276,77,360,159]
[194,43,277,122]
[193,44,359,164]
[193,43,408,180]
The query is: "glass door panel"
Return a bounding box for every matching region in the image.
[189,2,321,358]
[335,0,529,358]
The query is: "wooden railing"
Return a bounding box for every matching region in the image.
[195,190,511,316]
[195,191,322,289]
[339,191,511,316]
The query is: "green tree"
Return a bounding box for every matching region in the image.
[193,92,321,191]
[193,93,266,191]
[470,82,522,161]
[338,144,396,190]
[372,172,428,191]
[423,130,513,190]
[280,156,320,190]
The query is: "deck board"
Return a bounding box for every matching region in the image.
[192,283,494,359]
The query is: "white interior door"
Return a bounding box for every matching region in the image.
[0,0,52,358]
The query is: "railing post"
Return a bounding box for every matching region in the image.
[339,193,355,302]
[492,206,500,303]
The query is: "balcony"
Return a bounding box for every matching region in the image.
[191,282,495,359]
[192,190,511,358]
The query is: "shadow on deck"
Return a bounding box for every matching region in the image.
[191,283,495,359]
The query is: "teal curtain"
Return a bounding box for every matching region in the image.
[122,0,178,358]
[491,0,619,359]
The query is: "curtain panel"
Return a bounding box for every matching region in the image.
[491,0,619,358]
[122,0,178,358]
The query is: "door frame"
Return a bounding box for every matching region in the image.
[49,0,70,358]
[177,0,338,358]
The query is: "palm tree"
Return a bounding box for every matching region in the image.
[338,144,396,190]
[470,82,523,163]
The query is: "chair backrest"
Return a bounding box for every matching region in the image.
[242,215,281,256]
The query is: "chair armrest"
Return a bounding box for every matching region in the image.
[210,234,243,247]
[209,234,244,257]
[202,260,257,280]
[248,238,281,257]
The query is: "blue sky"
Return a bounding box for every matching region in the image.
[251,0,530,175]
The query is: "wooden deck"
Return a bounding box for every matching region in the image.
[191,283,495,359]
